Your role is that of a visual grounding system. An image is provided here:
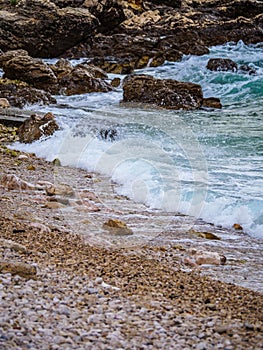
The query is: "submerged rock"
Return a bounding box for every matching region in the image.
[207,58,238,72]
[18,112,59,143]
[185,249,227,266]
[202,97,222,109]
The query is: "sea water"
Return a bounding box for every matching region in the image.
[11,41,263,239]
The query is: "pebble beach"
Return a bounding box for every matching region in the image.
[0,128,263,350]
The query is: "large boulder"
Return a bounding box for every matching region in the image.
[18,112,59,143]
[122,74,204,110]
[0,0,99,57]
[0,50,58,91]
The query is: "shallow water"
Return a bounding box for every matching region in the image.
[13,41,263,240]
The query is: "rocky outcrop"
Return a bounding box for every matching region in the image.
[50,59,112,95]
[122,74,222,110]
[0,78,56,108]
[0,50,112,96]
[122,74,204,110]
[0,0,99,57]
[0,50,58,91]
[18,112,59,143]
[1,0,261,67]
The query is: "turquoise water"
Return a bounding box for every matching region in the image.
[12,41,263,238]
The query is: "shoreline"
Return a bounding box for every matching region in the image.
[0,139,263,348]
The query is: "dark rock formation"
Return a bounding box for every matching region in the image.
[0,50,112,96]
[207,58,238,72]
[202,97,222,109]
[122,74,204,110]
[0,50,58,91]
[18,112,59,143]
[239,64,256,75]
[0,0,99,57]
[50,59,112,95]
[0,79,56,108]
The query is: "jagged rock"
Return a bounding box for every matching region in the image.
[103,219,133,235]
[55,62,112,95]
[207,58,238,72]
[0,98,10,108]
[122,74,204,110]
[0,50,58,91]
[0,260,37,279]
[83,0,126,33]
[18,112,59,143]
[0,76,56,108]
[202,97,222,109]
[0,0,99,57]
[100,129,118,141]
[1,52,111,95]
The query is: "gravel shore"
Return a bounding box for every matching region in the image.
[0,138,262,350]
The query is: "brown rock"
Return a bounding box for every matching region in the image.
[45,183,75,197]
[122,74,203,110]
[233,223,243,230]
[0,0,99,57]
[0,260,37,279]
[0,50,58,91]
[0,98,10,108]
[0,78,56,108]
[202,97,222,109]
[188,229,221,240]
[18,112,59,143]
[103,219,133,235]
[188,249,226,265]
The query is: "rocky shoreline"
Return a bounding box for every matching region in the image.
[0,0,263,348]
[1,136,263,349]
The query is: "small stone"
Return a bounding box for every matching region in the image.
[103,219,133,236]
[27,164,36,171]
[45,183,75,197]
[111,78,121,87]
[44,202,66,209]
[0,98,10,108]
[52,158,61,166]
[233,223,243,230]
